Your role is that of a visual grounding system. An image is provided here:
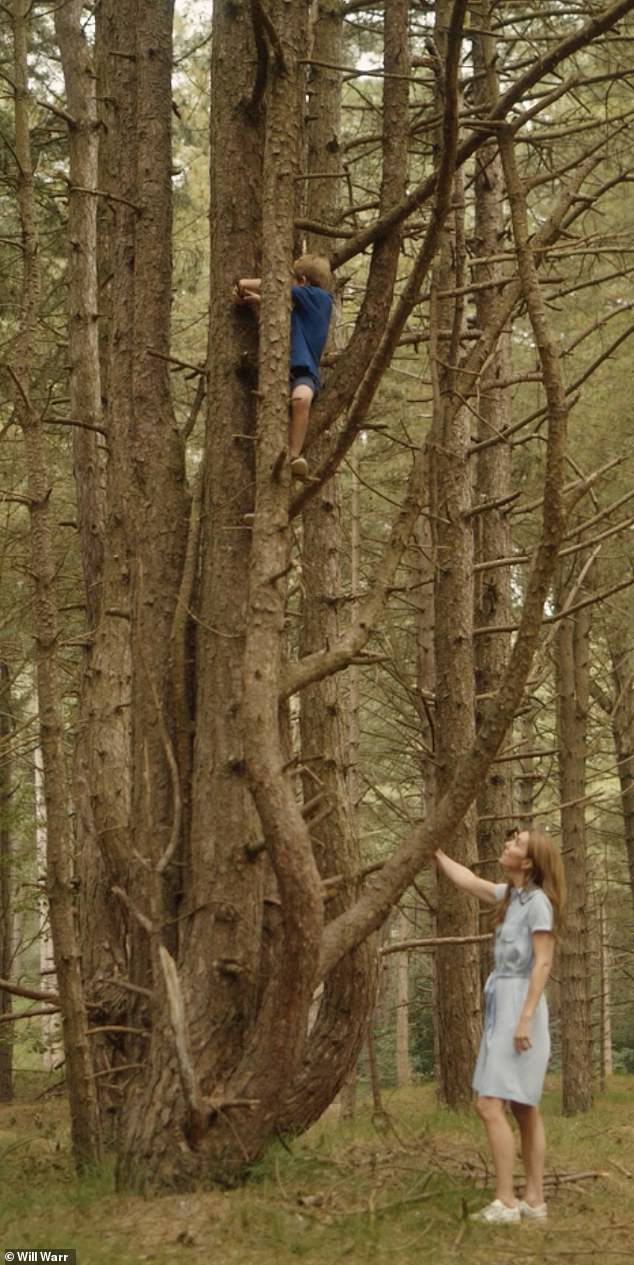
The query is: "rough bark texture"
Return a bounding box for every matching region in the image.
[429,4,481,1106]
[472,21,513,856]
[106,0,194,1184]
[516,706,539,826]
[555,563,593,1114]
[55,0,130,1102]
[236,0,323,1155]
[276,0,377,1134]
[11,0,101,1169]
[414,502,440,1080]
[185,0,265,1100]
[34,745,61,1069]
[395,910,411,1088]
[0,661,13,1101]
[602,603,634,922]
[471,14,514,978]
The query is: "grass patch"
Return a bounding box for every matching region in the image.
[0,1078,633,1264]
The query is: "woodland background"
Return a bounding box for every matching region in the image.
[1,0,634,1203]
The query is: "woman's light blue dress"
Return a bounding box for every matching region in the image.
[472,883,554,1106]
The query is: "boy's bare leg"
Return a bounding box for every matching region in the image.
[289,385,313,460]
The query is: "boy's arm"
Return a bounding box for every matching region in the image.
[233,277,261,311]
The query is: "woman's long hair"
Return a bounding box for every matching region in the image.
[494,825,567,934]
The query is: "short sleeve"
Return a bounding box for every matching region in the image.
[291,284,309,311]
[493,883,508,903]
[527,889,554,933]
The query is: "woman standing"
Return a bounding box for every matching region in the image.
[436,825,566,1224]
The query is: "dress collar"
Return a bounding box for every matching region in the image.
[510,882,536,905]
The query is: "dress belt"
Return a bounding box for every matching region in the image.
[483,969,531,1038]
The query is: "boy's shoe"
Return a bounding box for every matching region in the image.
[518,1200,548,1220]
[469,1199,520,1224]
[290,456,309,480]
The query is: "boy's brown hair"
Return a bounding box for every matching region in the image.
[293,253,332,290]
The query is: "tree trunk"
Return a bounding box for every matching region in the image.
[516,706,539,826]
[414,490,440,1081]
[55,0,131,1105]
[276,0,377,1134]
[184,0,265,1102]
[0,660,13,1101]
[555,562,593,1113]
[429,4,481,1105]
[11,0,101,1168]
[598,900,612,1088]
[471,13,514,982]
[395,910,411,1088]
[472,15,514,864]
[601,602,634,922]
[34,745,61,1070]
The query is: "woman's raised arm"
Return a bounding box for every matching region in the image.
[435,848,500,906]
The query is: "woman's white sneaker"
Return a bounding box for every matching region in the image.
[518,1199,548,1219]
[470,1199,520,1224]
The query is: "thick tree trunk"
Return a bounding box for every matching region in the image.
[184,0,265,1100]
[429,4,481,1104]
[471,14,514,980]
[414,496,440,1080]
[55,0,131,1104]
[555,564,593,1113]
[276,0,377,1134]
[601,605,634,921]
[106,0,194,1183]
[472,19,513,864]
[11,0,101,1168]
[54,0,105,626]
[0,661,13,1101]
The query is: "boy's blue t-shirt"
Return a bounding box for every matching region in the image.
[290,284,333,387]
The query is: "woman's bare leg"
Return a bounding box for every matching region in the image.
[475,1096,517,1206]
[510,1101,546,1205]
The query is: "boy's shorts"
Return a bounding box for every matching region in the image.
[290,370,318,397]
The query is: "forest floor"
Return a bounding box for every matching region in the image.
[1,1074,633,1265]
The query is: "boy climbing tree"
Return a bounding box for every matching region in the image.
[233,254,333,480]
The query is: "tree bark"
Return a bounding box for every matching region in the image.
[429,1,481,1107]
[395,910,411,1088]
[11,0,101,1169]
[276,0,377,1134]
[55,0,131,1105]
[471,13,514,865]
[555,561,594,1113]
[184,0,265,1099]
[598,900,613,1089]
[471,11,514,982]
[0,661,13,1101]
[34,744,61,1070]
[599,596,634,922]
